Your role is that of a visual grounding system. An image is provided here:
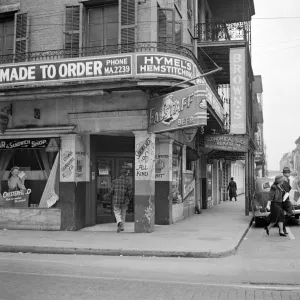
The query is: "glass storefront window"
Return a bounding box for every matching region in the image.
[0,138,60,209]
[172,143,182,204]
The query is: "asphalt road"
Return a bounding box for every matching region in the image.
[1,224,300,300]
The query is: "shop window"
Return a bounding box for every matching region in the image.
[0,138,60,209]
[172,143,182,204]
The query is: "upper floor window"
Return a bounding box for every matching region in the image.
[64,0,136,57]
[158,7,182,46]
[0,13,28,62]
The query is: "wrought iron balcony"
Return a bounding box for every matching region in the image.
[0,42,198,66]
[196,21,251,44]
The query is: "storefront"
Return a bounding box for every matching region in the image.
[149,84,207,224]
[0,136,61,230]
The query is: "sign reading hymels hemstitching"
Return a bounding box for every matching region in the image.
[0,55,132,86]
[148,84,207,134]
[136,53,194,80]
[0,138,52,149]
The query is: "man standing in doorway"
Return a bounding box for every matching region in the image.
[282,167,293,234]
[110,168,132,233]
[227,177,238,201]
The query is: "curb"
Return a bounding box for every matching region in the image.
[0,218,253,259]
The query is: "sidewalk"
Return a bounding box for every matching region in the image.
[0,195,252,258]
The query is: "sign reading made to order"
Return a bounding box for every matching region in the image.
[0,53,196,86]
[148,84,207,134]
[204,135,249,152]
[0,55,132,85]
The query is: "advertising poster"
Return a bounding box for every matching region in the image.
[230,48,246,134]
[60,136,76,182]
[75,135,90,182]
[148,84,207,134]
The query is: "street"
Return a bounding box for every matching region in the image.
[1,223,300,300]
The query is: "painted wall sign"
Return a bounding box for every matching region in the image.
[230,48,246,134]
[0,55,132,85]
[148,84,207,134]
[204,135,249,152]
[136,53,194,80]
[0,138,53,149]
[135,133,155,181]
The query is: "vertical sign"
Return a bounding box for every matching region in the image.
[75,135,90,182]
[135,132,155,181]
[230,48,246,134]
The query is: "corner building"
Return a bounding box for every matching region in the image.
[0,0,227,231]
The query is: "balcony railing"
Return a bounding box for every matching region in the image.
[0,42,198,66]
[196,21,251,44]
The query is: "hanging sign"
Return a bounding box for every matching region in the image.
[148,84,207,134]
[182,127,198,143]
[204,135,249,152]
[230,48,246,134]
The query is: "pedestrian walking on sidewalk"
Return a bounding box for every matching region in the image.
[281,167,293,233]
[227,177,237,201]
[110,169,132,233]
[264,175,287,237]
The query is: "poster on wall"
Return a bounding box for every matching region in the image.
[60,137,76,182]
[75,135,90,182]
[60,135,90,182]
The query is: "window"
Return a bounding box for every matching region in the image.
[158,7,182,46]
[0,16,14,57]
[0,13,28,62]
[65,6,80,57]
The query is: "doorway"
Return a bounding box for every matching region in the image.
[96,156,134,223]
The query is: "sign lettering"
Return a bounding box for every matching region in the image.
[136,54,193,80]
[0,55,132,85]
[148,84,207,134]
[204,135,249,153]
[0,138,56,149]
[230,48,246,134]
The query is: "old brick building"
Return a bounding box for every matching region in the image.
[0,0,257,231]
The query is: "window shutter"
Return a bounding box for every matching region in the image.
[14,13,28,62]
[64,5,80,57]
[119,0,136,52]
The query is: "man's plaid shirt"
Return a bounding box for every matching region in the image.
[111,175,131,206]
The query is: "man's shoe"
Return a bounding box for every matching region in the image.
[117,222,123,233]
[120,223,124,231]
